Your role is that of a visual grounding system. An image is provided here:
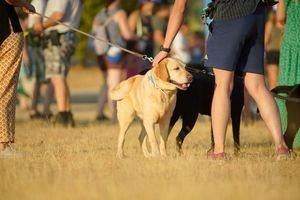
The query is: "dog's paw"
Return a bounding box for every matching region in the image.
[116,152,126,159]
[160,154,168,160]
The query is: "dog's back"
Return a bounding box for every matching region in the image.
[110,75,143,101]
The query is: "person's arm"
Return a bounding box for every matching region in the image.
[5,0,35,13]
[33,15,44,32]
[116,10,137,41]
[264,21,272,50]
[128,10,139,33]
[42,12,64,29]
[276,0,286,29]
[42,0,67,30]
[152,0,187,67]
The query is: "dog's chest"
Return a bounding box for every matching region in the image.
[153,93,177,118]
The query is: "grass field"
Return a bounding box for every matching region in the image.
[1,66,299,200]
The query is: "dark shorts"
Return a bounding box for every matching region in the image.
[204,5,265,75]
[265,50,280,65]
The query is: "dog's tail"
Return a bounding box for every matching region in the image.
[110,76,138,101]
[271,85,294,95]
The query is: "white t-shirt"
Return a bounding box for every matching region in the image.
[28,0,47,28]
[44,0,83,33]
[172,31,191,64]
[171,31,191,63]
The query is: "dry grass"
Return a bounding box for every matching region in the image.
[1,66,299,200]
[1,109,300,200]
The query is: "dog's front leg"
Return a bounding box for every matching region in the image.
[138,123,151,158]
[143,122,160,157]
[159,119,171,158]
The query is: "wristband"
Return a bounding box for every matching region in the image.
[160,45,171,53]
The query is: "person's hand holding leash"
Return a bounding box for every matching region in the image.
[33,22,44,33]
[22,3,35,14]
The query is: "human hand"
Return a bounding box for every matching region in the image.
[22,3,35,14]
[152,51,168,67]
[33,22,44,33]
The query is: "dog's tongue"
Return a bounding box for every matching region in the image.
[182,83,190,88]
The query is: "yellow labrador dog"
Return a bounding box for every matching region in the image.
[111,57,192,158]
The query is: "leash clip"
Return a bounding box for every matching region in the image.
[142,55,154,63]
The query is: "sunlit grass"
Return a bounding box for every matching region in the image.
[2,66,299,200]
[1,109,299,200]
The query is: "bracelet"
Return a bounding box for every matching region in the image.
[160,45,171,53]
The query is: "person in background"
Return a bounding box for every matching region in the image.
[127,0,158,77]
[27,0,54,120]
[0,0,35,157]
[264,9,283,90]
[93,0,136,122]
[153,0,291,160]
[276,0,300,148]
[171,21,191,64]
[152,2,170,55]
[17,14,32,111]
[36,0,83,127]
[189,31,205,65]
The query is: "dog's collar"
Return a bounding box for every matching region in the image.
[150,71,168,96]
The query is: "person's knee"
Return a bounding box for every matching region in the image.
[215,78,234,95]
[245,78,267,97]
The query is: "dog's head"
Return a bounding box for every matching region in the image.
[153,57,192,90]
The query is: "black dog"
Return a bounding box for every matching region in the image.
[139,66,244,153]
[272,84,300,149]
[168,69,244,153]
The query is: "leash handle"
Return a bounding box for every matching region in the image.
[33,12,153,62]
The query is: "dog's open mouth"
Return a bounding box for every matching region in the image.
[170,80,192,90]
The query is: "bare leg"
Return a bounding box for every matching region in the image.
[43,82,54,114]
[30,82,41,113]
[97,71,108,117]
[244,72,287,149]
[242,89,253,125]
[211,68,234,153]
[107,68,122,121]
[0,142,7,151]
[265,64,278,90]
[51,76,70,112]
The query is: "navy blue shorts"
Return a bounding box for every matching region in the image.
[204,6,266,75]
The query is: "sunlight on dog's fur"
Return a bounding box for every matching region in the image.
[111,57,192,158]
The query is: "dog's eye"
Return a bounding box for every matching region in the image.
[173,67,180,70]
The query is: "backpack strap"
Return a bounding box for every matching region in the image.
[101,10,121,28]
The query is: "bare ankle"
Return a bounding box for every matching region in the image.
[214,146,225,154]
[0,142,7,151]
[275,142,288,150]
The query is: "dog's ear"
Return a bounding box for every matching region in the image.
[154,59,169,82]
